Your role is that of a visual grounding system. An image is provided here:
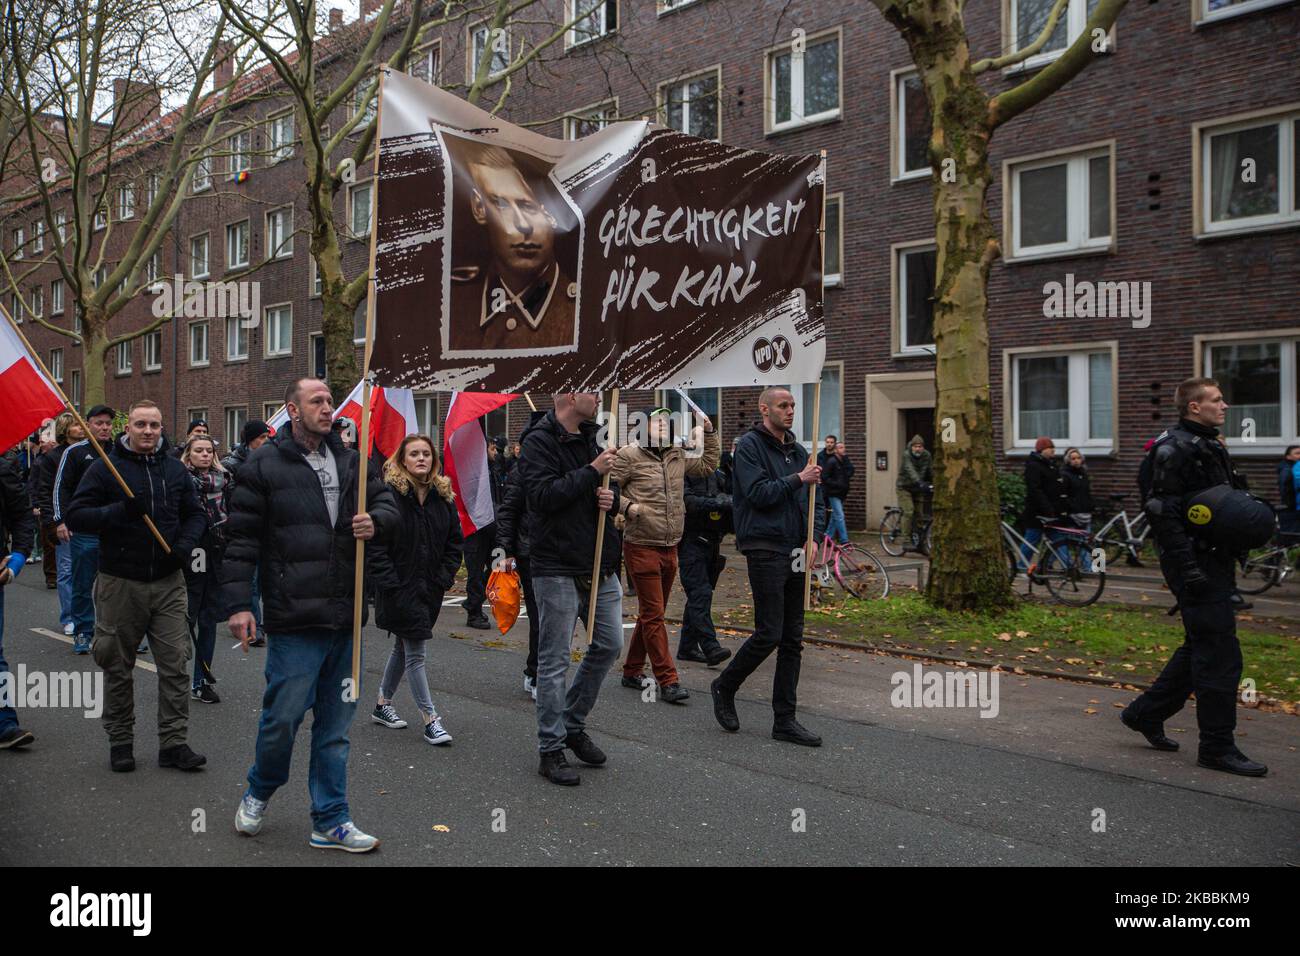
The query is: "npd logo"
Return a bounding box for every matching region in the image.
[752,335,791,373]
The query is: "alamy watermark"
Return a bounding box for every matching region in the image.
[1042,273,1150,329]
[890,663,999,718]
[0,665,102,718]
[150,274,260,325]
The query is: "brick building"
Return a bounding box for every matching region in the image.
[6,0,1298,530]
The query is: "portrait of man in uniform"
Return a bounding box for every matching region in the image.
[441,133,580,354]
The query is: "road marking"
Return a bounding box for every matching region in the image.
[442,596,466,606]
[31,627,157,673]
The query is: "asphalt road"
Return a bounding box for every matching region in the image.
[1,573,1296,866]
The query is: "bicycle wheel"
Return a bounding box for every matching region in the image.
[836,545,890,601]
[1099,531,1129,567]
[1040,538,1105,607]
[921,521,933,557]
[1002,538,1020,584]
[1237,547,1282,595]
[879,510,906,557]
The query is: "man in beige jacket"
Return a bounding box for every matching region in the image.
[614,407,720,703]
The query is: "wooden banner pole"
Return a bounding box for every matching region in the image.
[804,149,829,608]
[524,392,537,412]
[585,387,619,643]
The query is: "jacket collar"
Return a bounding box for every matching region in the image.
[750,420,799,451]
[273,427,347,460]
[112,432,171,464]
[1178,418,1220,441]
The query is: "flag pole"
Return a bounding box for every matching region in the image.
[585,387,619,643]
[804,149,828,608]
[0,301,170,552]
[351,63,388,696]
[524,393,536,412]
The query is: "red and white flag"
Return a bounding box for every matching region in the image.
[266,404,290,435]
[443,391,516,537]
[0,313,65,452]
[334,381,420,460]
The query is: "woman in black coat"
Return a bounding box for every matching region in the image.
[367,435,463,747]
[1018,437,1068,563]
[1060,447,1094,531]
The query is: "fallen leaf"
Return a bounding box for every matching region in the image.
[1083,708,1098,715]
[997,632,1012,641]
[432,824,450,832]
[1015,630,1029,638]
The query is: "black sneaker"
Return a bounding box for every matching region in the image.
[538,749,579,785]
[773,719,822,747]
[565,731,607,766]
[191,684,221,704]
[621,674,650,690]
[660,684,690,704]
[159,743,207,771]
[0,727,34,750]
[704,646,732,666]
[676,647,710,663]
[466,614,491,630]
[710,677,739,732]
[1198,749,1268,777]
[110,744,135,772]
[1120,709,1178,751]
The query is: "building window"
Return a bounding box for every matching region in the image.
[145,251,161,284]
[144,173,159,208]
[30,286,43,318]
[1205,337,1300,448]
[70,370,81,410]
[228,130,251,177]
[189,320,209,366]
[310,333,327,380]
[824,194,843,287]
[353,300,367,344]
[226,220,250,270]
[225,406,248,448]
[190,233,209,279]
[1009,146,1112,259]
[54,210,67,242]
[349,183,373,237]
[1010,348,1114,450]
[1198,109,1299,236]
[569,0,617,47]
[311,257,322,297]
[51,278,64,314]
[268,111,295,163]
[116,184,135,220]
[265,304,292,357]
[226,315,249,360]
[144,330,162,371]
[351,83,377,126]
[93,265,108,289]
[50,348,63,382]
[469,22,511,81]
[1009,0,1102,70]
[189,408,209,430]
[263,402,281,422]
[896,244,937,354]
[660,70,720,140]
[565,101,617,140]
[116,341,132,375]
[409,40,441,84]
[1198,0,1293,21]
[768,31,840,133]
[11,227,23,259]
[193,153,212,192]
[94,205,107,231]
[658,0,701,10]
[414,393,437,439]
[31,220,44,253]
[894,70,932,179]
[776,367,842,451]
[267,206,293,259]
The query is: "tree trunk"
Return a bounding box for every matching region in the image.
[312,218,360,405]
[80,304,108,409]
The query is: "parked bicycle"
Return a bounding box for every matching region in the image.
[1091,493,1151,567]
[999,507,1106,606]
[1237,522,1300,595]
[809,532,890,603]
[879,485,933,557]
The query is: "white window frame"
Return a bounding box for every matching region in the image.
[567,0,618,48]
[1006,0,1110,72]
[93,204,107,231]
[467,21,511,83]
[1004,343,1117,454]
[310,256,322,297]
[1195,0,1293,25]
[891,68,932,181]
[1194,107,1299,238]
[226,315,249,361]
[349,182,373,237]
[50,348,63,383]
[144,251,161,284]
[116,184,135,220]
[92,265,108,289]
[892,239,938,357]
[267,206,293,259]
[353,301,367,345]
[1006,143,1114,260]
[51,278,64,315]
[765,29,842,134]
[309,332,327,379]
[115,341,132,376]
[11,227,23,259]
[658,67,722,141]
[190,233,210,279]
[193,153,212,192]
[408,39,441,84]
[564,99,618,140]
[658,0,703,12]
[268,110,295,164]
[225,406,248,448]
[70,370,82,409]
[189,320,210,367]
[54,210,67,242]
[144,173,159,209]
[31,219,44,253]
[228,130,251,178]
[413,393,437,439]
[226,220,250,270]
[1198,329,1300,455]
[189,408,209,431]
[350,83,378,127]
[264,303,293,358]
[31,286,42,318]
[143,330,162,372]
[823,192,844,288]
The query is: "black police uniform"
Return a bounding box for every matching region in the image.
[1122,418,1259,770]
[677,468,733,662]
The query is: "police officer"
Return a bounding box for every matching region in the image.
[1121,377,1268,777]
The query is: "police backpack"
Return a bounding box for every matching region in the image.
[1184,485,1276,551]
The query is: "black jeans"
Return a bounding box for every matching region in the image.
[1125,549,1241,757]
[716,549,804,721]
[518,554,540,679]
[462,523,496,618]
[677,533,724,655]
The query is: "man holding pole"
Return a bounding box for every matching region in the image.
[518,392,623,786]
[710,387,823,747]
[223,378,399,851]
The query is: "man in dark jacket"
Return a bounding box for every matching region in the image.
[223,378,399,851]
[896,435,932,543]
[0,452,36,750]
[53,404,115,654]
[221,419,271,646]
[677,466,733,666]
[461,431,503,631]
[27,425,59,589]
[710,387,823,747]
[65,400,209,773]
[817,436,855,545]
[517,393,622,786]
[496,410,545,698]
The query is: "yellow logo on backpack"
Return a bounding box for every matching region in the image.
[1187,503,1212,525]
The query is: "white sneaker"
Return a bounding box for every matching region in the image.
[235,793,268,836]
[423,717,453,746]
[63,622,75,636]
[310,820,380,853]
[371,702,407,729]
[523,675,537,700]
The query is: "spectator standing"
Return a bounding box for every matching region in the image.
[895,435,933,544]
[1061,447,1094,532]
[818,437,855,545]
[1018,437,1067,562]
[182,436,228,704]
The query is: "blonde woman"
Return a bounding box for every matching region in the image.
[181,436,227,702]
[368,435,463,746]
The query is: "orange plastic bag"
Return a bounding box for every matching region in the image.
[486,568,522,634]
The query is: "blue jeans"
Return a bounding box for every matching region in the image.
[826,497,848,544]
[56,537,73,627]
[533,574,624,753]
[0,587,16,735]
[1021,527,1067,570]
[251,567,265,637]
[70,533,99,638]
[246,630,357,832]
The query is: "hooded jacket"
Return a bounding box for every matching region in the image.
[613,425,720,548]
[732,422,812,555]
[64,434,207,582]
[29,443,65,522]
[367,480,463,638]
[896,436,933,492]
[0,455,35,559]
[817,447,856,499]
[1019,451,1068,530]
[219,429,399,632]
[517,409,622,577]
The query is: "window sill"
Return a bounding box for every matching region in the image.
[114,371,133,378]
[825,276,843,289]
[1195,0,1296,26]
[225,357,249,365]
[658,0,710,16]
[1005,445,1114,458]
[189,362,210,369]
[1002,243,1113,266]
[1224,441,1300,457]
[143,367,162,375]
[566,31,617,53]
[892,348,936,360]
[265,352,293,360]
[766,112,842,139]
[226,265,250,276]
[892,169,931,185]
[1195,219,1300,242]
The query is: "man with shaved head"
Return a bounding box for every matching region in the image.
[710,387,824,747]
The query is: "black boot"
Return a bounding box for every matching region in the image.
[159,743,207,771]
[710,678,739,732]
[565,731,606,766]
[110,743,135,772]
[538,749,579,785]
[660,683,690,704]
[773,718,822,747]
[1120,709,1179,751]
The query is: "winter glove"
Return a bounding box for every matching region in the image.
[1180,559,1209,595]
[123,494,149,519]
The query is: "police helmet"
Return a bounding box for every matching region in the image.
[1184,485,1275,551]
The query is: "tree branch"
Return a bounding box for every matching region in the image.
[972,0,1069,74]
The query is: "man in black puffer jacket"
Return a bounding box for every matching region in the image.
[518,394,622,786]
[65,400,209,774]
[222,378,398,852]
[496,410,545,699]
